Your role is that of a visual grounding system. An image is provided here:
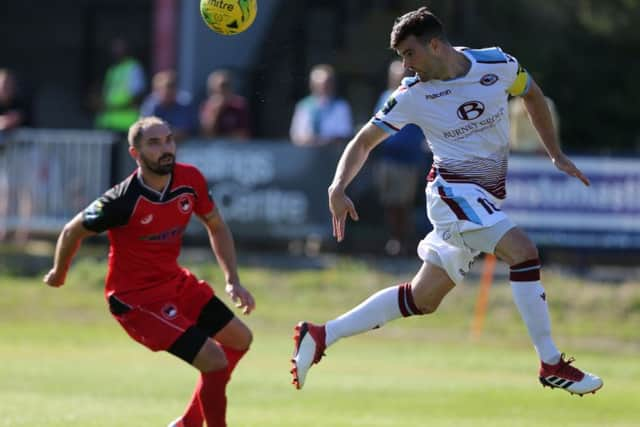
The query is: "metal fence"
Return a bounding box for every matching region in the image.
[0,128,116,235]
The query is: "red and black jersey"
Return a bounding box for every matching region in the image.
[82,162,214,303]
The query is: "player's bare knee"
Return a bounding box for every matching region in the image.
[244,328,253,349]
[235,327,253,351]
[197,352,228,373]
[511,242,539,266]
[193,340,228,373]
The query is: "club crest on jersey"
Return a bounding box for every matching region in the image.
[480,73,499,86]
[457,101,485,120]
[140,214,153,225]
[178,195,192,214]
[161,303,178,320]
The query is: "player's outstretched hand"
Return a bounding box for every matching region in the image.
[43,268,65,288]
[329,187,359,242]
[553,153,590,186]
[225,282,255,315]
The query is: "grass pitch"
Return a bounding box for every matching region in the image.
[1,253,639,426]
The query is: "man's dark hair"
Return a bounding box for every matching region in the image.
[390,7,447,49]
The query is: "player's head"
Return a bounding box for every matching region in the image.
[390,8,449,75]
[127,116,176,175]
[309,64,336,98]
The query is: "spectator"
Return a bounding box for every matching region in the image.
[200,69,251,140]
[0,68,29,133]
[141,70,197,142]
[0,68,31,242]
[509,96,558,154]
[95,38,146,133]
[373,60,427,256]
[289,64,353,146]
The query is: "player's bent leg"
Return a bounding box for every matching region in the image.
[168,330,227,427]
[169,296,240,427]
[494,227,603,396]
[291,261,454,390]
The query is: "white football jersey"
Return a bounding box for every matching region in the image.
[372,47,531,199]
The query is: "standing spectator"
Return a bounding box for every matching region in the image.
[373,60,427,256]
[95,38,146,133]
[0,68,31,242]
[0,68,29,133]
[289,64,353,146]
[200,69,251,140]
[141,70,198,142]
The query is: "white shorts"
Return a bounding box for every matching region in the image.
[417,175,515,285]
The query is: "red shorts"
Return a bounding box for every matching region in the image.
[107,274,214,352]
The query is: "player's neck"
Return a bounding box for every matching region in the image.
[421,47,471,82]
[138,168,171,193]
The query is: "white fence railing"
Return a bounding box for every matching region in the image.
[0,128,116,235]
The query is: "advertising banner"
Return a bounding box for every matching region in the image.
[504,155,640,248]
[179,141,342,242]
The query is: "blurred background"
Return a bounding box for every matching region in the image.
[1,0,640,262]
[1,0,640,264]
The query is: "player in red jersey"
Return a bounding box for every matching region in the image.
[43,116,254,427]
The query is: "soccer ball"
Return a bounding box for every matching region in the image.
[200,0,257,36]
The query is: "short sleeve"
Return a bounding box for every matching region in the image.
[192,167,215,216]
[371,82,416,135]
[503,52,531,97]
[82,187,131,233]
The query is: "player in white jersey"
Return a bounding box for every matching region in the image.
[291,7,602,397]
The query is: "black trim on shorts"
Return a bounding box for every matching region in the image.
[166,296,234,364]
[196,295,234,337]
[167,326,209,364]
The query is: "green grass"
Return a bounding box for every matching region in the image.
[1,254,639,426]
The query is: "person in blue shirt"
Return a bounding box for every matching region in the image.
[140,70,198,142]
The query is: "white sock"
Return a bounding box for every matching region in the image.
[511,281,561,364]
[325,283,420,347]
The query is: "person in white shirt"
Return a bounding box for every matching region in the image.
[289,64,353,146]
[291,6,602,398]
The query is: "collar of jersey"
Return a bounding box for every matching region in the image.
[136,169,173,201]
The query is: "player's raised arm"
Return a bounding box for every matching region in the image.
[43,213,96,287]
[522,79,590,186]
[199,206,255,314]
[328,122,389,242]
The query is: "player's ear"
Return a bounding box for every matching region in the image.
[428,37,439,53]
[128,145,139,160]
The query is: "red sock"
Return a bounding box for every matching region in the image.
[222,345,247,375]
[180,377,204,427]
[180,345,248,427]
[198,367,230,427]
